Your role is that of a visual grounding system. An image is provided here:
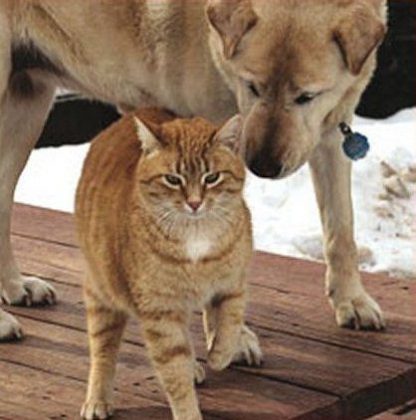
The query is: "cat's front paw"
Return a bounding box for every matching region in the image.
[194,361,206,385]
[81,399,113,420]
[232,325,263,367]
[334,291,385,330]
[208,345,234,372]
[208,326,263,371]
[2,276,56,306]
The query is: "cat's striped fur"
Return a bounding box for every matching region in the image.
[75,108,262,420]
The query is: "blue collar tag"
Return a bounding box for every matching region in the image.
[339,122,370,161]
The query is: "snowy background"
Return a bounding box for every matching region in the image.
[15,108,416,279]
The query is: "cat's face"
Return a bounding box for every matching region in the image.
[135,115,245,233]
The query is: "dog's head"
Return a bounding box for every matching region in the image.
[206,0,387,178]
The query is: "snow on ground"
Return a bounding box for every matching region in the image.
[15,108,416,278]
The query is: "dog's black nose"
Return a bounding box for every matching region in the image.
[249,155,283,179]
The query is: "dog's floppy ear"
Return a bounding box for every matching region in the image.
[215,114,243,153]
[206,0,257,59]
[334,3,386,75]
[133,117,163,153]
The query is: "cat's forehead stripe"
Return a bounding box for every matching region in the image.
[200,159,206,173]
[181,155,199,176]
[163,119,217,175]
[176,144,210,175]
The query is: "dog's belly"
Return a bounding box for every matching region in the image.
[13,1,238,123]
[13,44,237,124]
[60,66,237,125]
[61,60,237,124]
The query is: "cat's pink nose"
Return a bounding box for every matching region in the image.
[187,200,202,212]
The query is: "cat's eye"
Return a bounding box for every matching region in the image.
[295,92,317,105]
[203,172,221,186]
[164,174,183,187]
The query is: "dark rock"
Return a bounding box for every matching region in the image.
[357,0,416,118]
[35,94,120,148]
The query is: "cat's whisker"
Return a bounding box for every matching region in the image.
[165,213,183,239]
[156,209,176,226]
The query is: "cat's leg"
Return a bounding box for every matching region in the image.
[204,289,262,371]
[81,285,128,420]
[139,303,202,420]
[202,304,218,360]
[193,358,206,386]
[188,331,205,386]
[309,135,385,330]
[0,64,56,339]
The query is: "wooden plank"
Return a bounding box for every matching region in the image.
[12,203,78,247]
[371,400,416,419]
[13,234,83,285]
[0,360,172,420]
[12,232,416,365]
[8,204,416,418]
[7,276,416,420]
[246,254,416,364]
[8,238,413,395]
[0,397,45,420]
[370,414,401,420]
[0,317,339,420]
[0,362,83,418]
[245,284,416,365]
[250,253,416,315]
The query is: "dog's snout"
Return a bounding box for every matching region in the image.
[249,154,283,179]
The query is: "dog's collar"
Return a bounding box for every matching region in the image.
[339,122,369,161]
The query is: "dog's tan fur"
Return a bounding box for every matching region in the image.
[0,0,387,340]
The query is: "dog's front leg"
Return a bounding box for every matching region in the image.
[309,130,385,330]
[0,68,57,340]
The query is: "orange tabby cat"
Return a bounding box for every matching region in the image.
[75,108,262,420]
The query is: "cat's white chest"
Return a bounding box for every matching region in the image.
[185,233,213,263]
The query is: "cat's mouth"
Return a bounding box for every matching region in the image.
[186,213,205,221]
[183,202,207,218]
[183,211,206,220]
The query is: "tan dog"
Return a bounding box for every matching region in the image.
[0,0,387,340]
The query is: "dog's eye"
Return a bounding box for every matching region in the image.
[203,172,221,186]
[295,92,316,105]
[164,174,183,187]
[246,81,260,98]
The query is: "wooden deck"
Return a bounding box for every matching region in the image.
[1,203,415,420]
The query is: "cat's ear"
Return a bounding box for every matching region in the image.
[133,117,162,153]
[215,115,243,153]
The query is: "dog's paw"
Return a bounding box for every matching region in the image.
[2,276,56,306]
[81,399,113,420]
[0,309,23,342]
[194,361,206,385]
[334,291,385,331]
[232,325,263,367]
